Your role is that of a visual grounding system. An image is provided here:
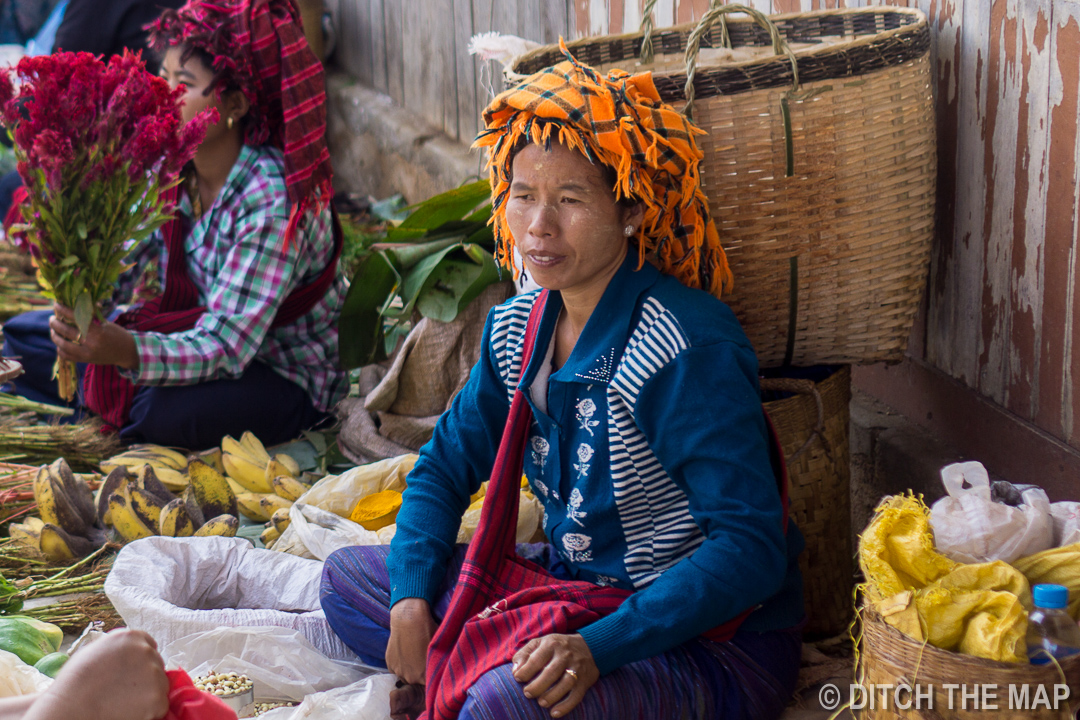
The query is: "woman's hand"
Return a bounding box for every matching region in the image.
[512,633,598,718]
[49,303,138,370]
[24,629,170,720]
[386,598,437,720]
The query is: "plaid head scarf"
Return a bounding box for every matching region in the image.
[148,0,332,244]
[474,41,733,296]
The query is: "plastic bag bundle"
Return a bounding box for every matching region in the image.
[273,454,542,560]
[1050,502,1080,547]
[930,461,1054,563]
[0,649,51,697]
[1012,542,1080,620]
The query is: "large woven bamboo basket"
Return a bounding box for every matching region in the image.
[861,609,1080,719]
[762,365,852,638]
[512,6,936,367]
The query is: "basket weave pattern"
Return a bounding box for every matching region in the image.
[861,610,1080,719]
[513,8,936,366]
[763,366,852,638]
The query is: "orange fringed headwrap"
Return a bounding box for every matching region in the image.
[473,41,733,296]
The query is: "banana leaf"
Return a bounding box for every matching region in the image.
[386,180,491,241]
[338,180,502,369]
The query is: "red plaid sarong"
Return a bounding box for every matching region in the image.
[82,188,343,432]
[422,291,790,720]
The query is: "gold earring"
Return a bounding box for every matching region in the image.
[227,117,234,130]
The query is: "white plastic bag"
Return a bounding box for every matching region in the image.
[257,673,397,720]
[930,461,1054,563]
[161,627,375,701]
[104,536,357,661]
[274,454,542,560]
[1050,501,1080,547]
[0,649,51,697]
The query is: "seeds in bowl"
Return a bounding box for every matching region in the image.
[253,701,298,715]
[192,671,254,697]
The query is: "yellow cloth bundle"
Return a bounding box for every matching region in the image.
[1013,542,1080,620]
[860,495,1032,663]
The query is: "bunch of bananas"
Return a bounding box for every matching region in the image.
[221,432,309,549]
[100,445,189,493]
[9,459,106,562]
[98,457,240,542]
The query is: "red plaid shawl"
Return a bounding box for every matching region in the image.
[422,291,790,720]
[82,187,343,432]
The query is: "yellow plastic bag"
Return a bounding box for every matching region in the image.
[859,495,957,601]
[1013,541,1080,619]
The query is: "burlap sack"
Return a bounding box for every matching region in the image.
[337,282,514,464]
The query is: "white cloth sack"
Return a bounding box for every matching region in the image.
[161,627,375,701]
[104,536,357,662]
[1050,501,1080,547]
[930,461,1054,563]
[257,673,397,720]
[0,649,51,697]
[274,455,541,560]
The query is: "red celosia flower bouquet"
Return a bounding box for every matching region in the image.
[0,50,215,400]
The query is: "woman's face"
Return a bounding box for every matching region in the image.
[506,142,642,299]
[160,47,219,124]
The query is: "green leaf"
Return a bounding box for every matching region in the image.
[370,194,409,223]
[73,290,93,339]
[388,243,463,320]
[59,255,79,267]
[386,236,463,271]
[76,222,87,240]
[415,245,501,323]
[388,180,490,236]
[337,251,399,369]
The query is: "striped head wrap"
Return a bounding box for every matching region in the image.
[474,41,732,296]
[148,0,332,245]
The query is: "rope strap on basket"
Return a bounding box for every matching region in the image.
[760,376,834,464]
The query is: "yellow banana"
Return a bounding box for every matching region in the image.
[129,488,167,531]
[158,499,195,537]
[196,447,226,475]
[260,525,281,548]
[235,492,274,522]
[39,523,94,562]
[223,453,274,494]
[224,477,247,497]
[108,494,156,542]
[180,486,206,528]
[34,468,87,537]
[9,521,43,552]
[187,459,238,520]
[264,458,296,483]
[270,507,291,534]
[134,465,177,503]
[147,466,188,494]
[96,467,130,526]
[122,444,188,470]
[49,459,96,528]
[221,435,261,466]
[239,431,272,465]
[100,456,175,474]
[194,514,239,537]
[270,475,309,502]
[273,453,300,477]
[258,494,293,518]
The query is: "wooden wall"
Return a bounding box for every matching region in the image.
[328,0,1080,458]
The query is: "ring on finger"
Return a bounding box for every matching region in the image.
[564,668,578,681]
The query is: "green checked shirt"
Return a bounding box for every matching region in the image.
[116,144,349,412]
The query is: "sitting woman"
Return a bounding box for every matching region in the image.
[1,0,348,449]
[320,51,804,720]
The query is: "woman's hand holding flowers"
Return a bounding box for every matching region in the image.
[49,302,138,370]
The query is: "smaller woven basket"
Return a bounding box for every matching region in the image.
[861,609,1080,719]
[762,365,852,638]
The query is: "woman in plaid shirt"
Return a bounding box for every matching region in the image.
[2,0,348,448]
